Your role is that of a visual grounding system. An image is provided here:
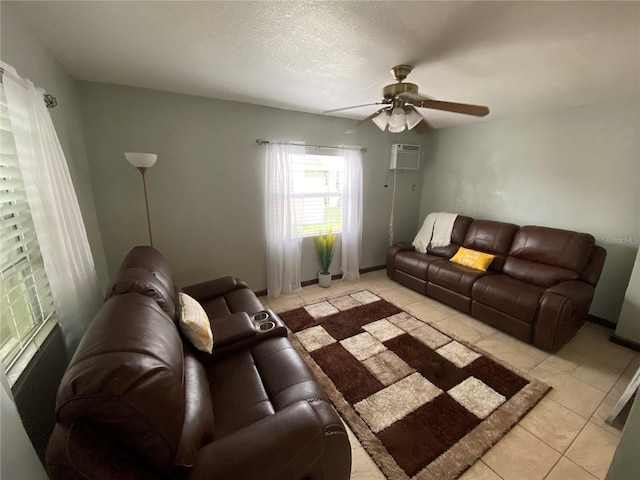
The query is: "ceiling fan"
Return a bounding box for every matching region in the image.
[324,65,490,133]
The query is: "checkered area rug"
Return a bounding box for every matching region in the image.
[279,291,550,480]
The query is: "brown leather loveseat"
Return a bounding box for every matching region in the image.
[46,246,351,479]
[387,216,606,352]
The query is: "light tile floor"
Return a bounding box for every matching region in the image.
[259,270,638,480]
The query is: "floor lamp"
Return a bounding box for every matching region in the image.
[125,152,157,247]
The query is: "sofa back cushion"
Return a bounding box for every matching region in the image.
[508,226,595,272]
[503,257,579,288]
[427,215,474,258]
[462,220,519,271]
[55,293,185,473]
[106,246,179,321]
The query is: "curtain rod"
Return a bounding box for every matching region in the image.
[0,67,58,109]
[256,138,366,153]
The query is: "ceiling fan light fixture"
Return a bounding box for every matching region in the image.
[325,65,490,134]
[388,124,406,133]
[405,107,423,130]
[388,106,406,130]
[372,110,390,131]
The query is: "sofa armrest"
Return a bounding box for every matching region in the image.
[394,241,415,252]
[210,312,257,348]
[580,245,607,286]
[182,276,249,303]
[386,242,415,279]
[545,280,596,305]
[534,280,595,352]
[188,399,351,480]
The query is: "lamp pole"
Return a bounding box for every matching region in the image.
[125,152,157,248]
[137,167,153,247]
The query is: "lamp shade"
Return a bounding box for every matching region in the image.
[388,124,406,133]
[405,107,423,130]
[125,152,157,168]
[372,110,390,131]
[387,107,407,133]
[388,107,406,130]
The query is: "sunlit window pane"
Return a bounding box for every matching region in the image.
[291,153,344,237]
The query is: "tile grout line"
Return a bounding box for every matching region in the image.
[542,454,564,480]
[479,459,504,480]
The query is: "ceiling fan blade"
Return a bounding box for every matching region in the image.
[418,99,490,117]
[345,107,390,134]
[323,102,386,114]
[397,91,431,104]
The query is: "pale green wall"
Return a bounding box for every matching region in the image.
[615,248,640,342]
[1,4,109,290]
[76,81,426,289]
[419,100,640,321]
[605,392,640,480]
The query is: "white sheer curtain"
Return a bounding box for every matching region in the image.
[339,146,363,281]
[3,63,102,356]
[265,142,305,298]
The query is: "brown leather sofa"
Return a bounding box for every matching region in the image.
[387,216,607,352]
[46,246,351,480]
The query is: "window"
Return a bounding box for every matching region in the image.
[0,82,57,377]
[291,151,344,237]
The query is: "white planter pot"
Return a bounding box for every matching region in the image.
[318,272,332,288]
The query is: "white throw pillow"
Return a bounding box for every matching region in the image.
[178,292,213,353]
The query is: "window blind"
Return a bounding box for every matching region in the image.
[0,82,57,371]
[291,152,344,237]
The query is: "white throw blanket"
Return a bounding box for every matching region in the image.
[412,212,458,252]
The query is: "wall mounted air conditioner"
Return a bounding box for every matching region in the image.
[390,143,421,170]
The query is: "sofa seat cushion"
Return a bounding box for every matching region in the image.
[472,275,545,323]
[176,349,214,467]
[394,251,443,280]
[207,337,327,439]
[251,337,328,409]
[202,288,264,319]
[207,349,275,440]
[428,260,493,296]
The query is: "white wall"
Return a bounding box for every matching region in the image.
[419,100,640,321]
[76,82,426,290]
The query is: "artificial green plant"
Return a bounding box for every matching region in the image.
[313,231,336,274]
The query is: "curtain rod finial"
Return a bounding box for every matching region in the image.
[44,93,57,108]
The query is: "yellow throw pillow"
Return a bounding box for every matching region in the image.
[450,247,496,271]
[178,292,213,353]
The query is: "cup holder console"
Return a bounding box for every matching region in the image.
[257,320,276,332]
[252,311,277,333]
[253,312,269,322]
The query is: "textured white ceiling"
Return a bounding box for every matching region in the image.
[7,1,640,129]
